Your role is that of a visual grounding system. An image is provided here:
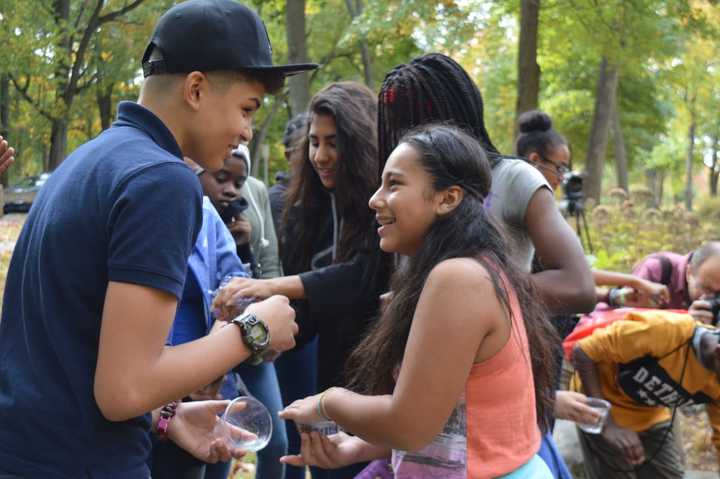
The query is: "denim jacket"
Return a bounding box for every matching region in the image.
[170,196,248,339]
[167,197,250,399]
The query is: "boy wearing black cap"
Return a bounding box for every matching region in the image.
[0,1,316,477]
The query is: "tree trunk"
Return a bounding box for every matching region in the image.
[249,98,283,177]
[344,0,374,88]
[0,74,9,187]
[359,40,374,89]
[709,128,719,196]
[46,0,77,170]
[611,91,628,192]
[356,0,374,88]
[584,57,618,202]
[286,0,311,116]
[48,119,69,171]
[97,84,114,131]
[685,99,697,210]
[515,0,541,123]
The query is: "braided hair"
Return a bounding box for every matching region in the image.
[378,53,499,172]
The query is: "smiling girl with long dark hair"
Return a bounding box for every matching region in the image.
[280,125,557,478]
[214,81,391,479]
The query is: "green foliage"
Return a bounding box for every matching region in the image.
[0,0,718,202]
[585,187,715,271]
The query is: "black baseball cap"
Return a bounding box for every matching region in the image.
[142,0,317,79]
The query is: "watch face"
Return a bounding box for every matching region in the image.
[248,323,269,346]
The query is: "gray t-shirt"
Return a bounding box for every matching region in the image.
[485,158,550,272]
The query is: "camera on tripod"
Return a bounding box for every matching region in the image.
[559,171,593,253]
[561,172,585,215]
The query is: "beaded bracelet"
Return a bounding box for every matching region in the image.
[156,400,180,439]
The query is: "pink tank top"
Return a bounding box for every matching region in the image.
[391,279,541,478]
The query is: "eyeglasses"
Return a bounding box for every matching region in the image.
[537,155,570,178]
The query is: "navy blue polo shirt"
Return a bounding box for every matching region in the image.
[0,102,202,478]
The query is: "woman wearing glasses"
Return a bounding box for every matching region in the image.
[515,110,570,191]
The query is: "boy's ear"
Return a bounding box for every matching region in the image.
[182,71,206,111]
[436,185,464,215]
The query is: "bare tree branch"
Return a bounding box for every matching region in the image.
[65,0,104,99]
[73,1,88,30]
[76,73,100,93]
[98,0,147,24]
[9,75,54,121]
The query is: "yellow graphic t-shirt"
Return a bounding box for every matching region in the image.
[570,311,720,455]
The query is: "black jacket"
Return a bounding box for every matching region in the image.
[282,192,390,390]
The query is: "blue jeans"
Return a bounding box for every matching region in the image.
[275,338,319,479]
[231,360,288,479]
[204,460,231,479]
[150,434,205,479]
[537,432,572,479]
[500,454,553,478]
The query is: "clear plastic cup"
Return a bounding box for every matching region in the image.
[217,396,273,451]
[577,397,611,434]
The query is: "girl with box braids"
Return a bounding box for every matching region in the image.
[378,53,499,172]
[372,53,596,479]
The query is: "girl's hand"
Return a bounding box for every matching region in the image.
[553,390,602,424]
[0,136,15,175]
[280,431,366,469]
[167,400,248,463]
[228,217,252,246]
[601,418,645,465]
[633,279,669,307]
[278,393,324,425]
[212,278,274,311]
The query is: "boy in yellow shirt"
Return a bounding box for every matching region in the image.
[570,311,720,478]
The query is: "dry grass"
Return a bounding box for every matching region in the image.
[677,406,719,472]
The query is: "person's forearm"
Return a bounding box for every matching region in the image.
[570,345,605,399]
[151,407,161,432]
[593,270,641,289]
[324,388,432,451]
[267,275,305,299]
[351,437,392,462]
[532,268,596,314]
[96,324,251,421]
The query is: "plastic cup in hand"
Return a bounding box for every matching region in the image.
[577,397,611,434]
[217,396,273,452]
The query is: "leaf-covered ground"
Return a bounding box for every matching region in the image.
[0,213,25,312]
[677,406,719,472]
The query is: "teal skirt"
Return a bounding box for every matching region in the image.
[498,454,553,479]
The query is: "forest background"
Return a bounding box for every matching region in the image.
[1,3,720,473]
[1,0,720,272]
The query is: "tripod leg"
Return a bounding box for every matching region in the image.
[580,209,593,254]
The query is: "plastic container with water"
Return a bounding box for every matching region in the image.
[576,397,611,434]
